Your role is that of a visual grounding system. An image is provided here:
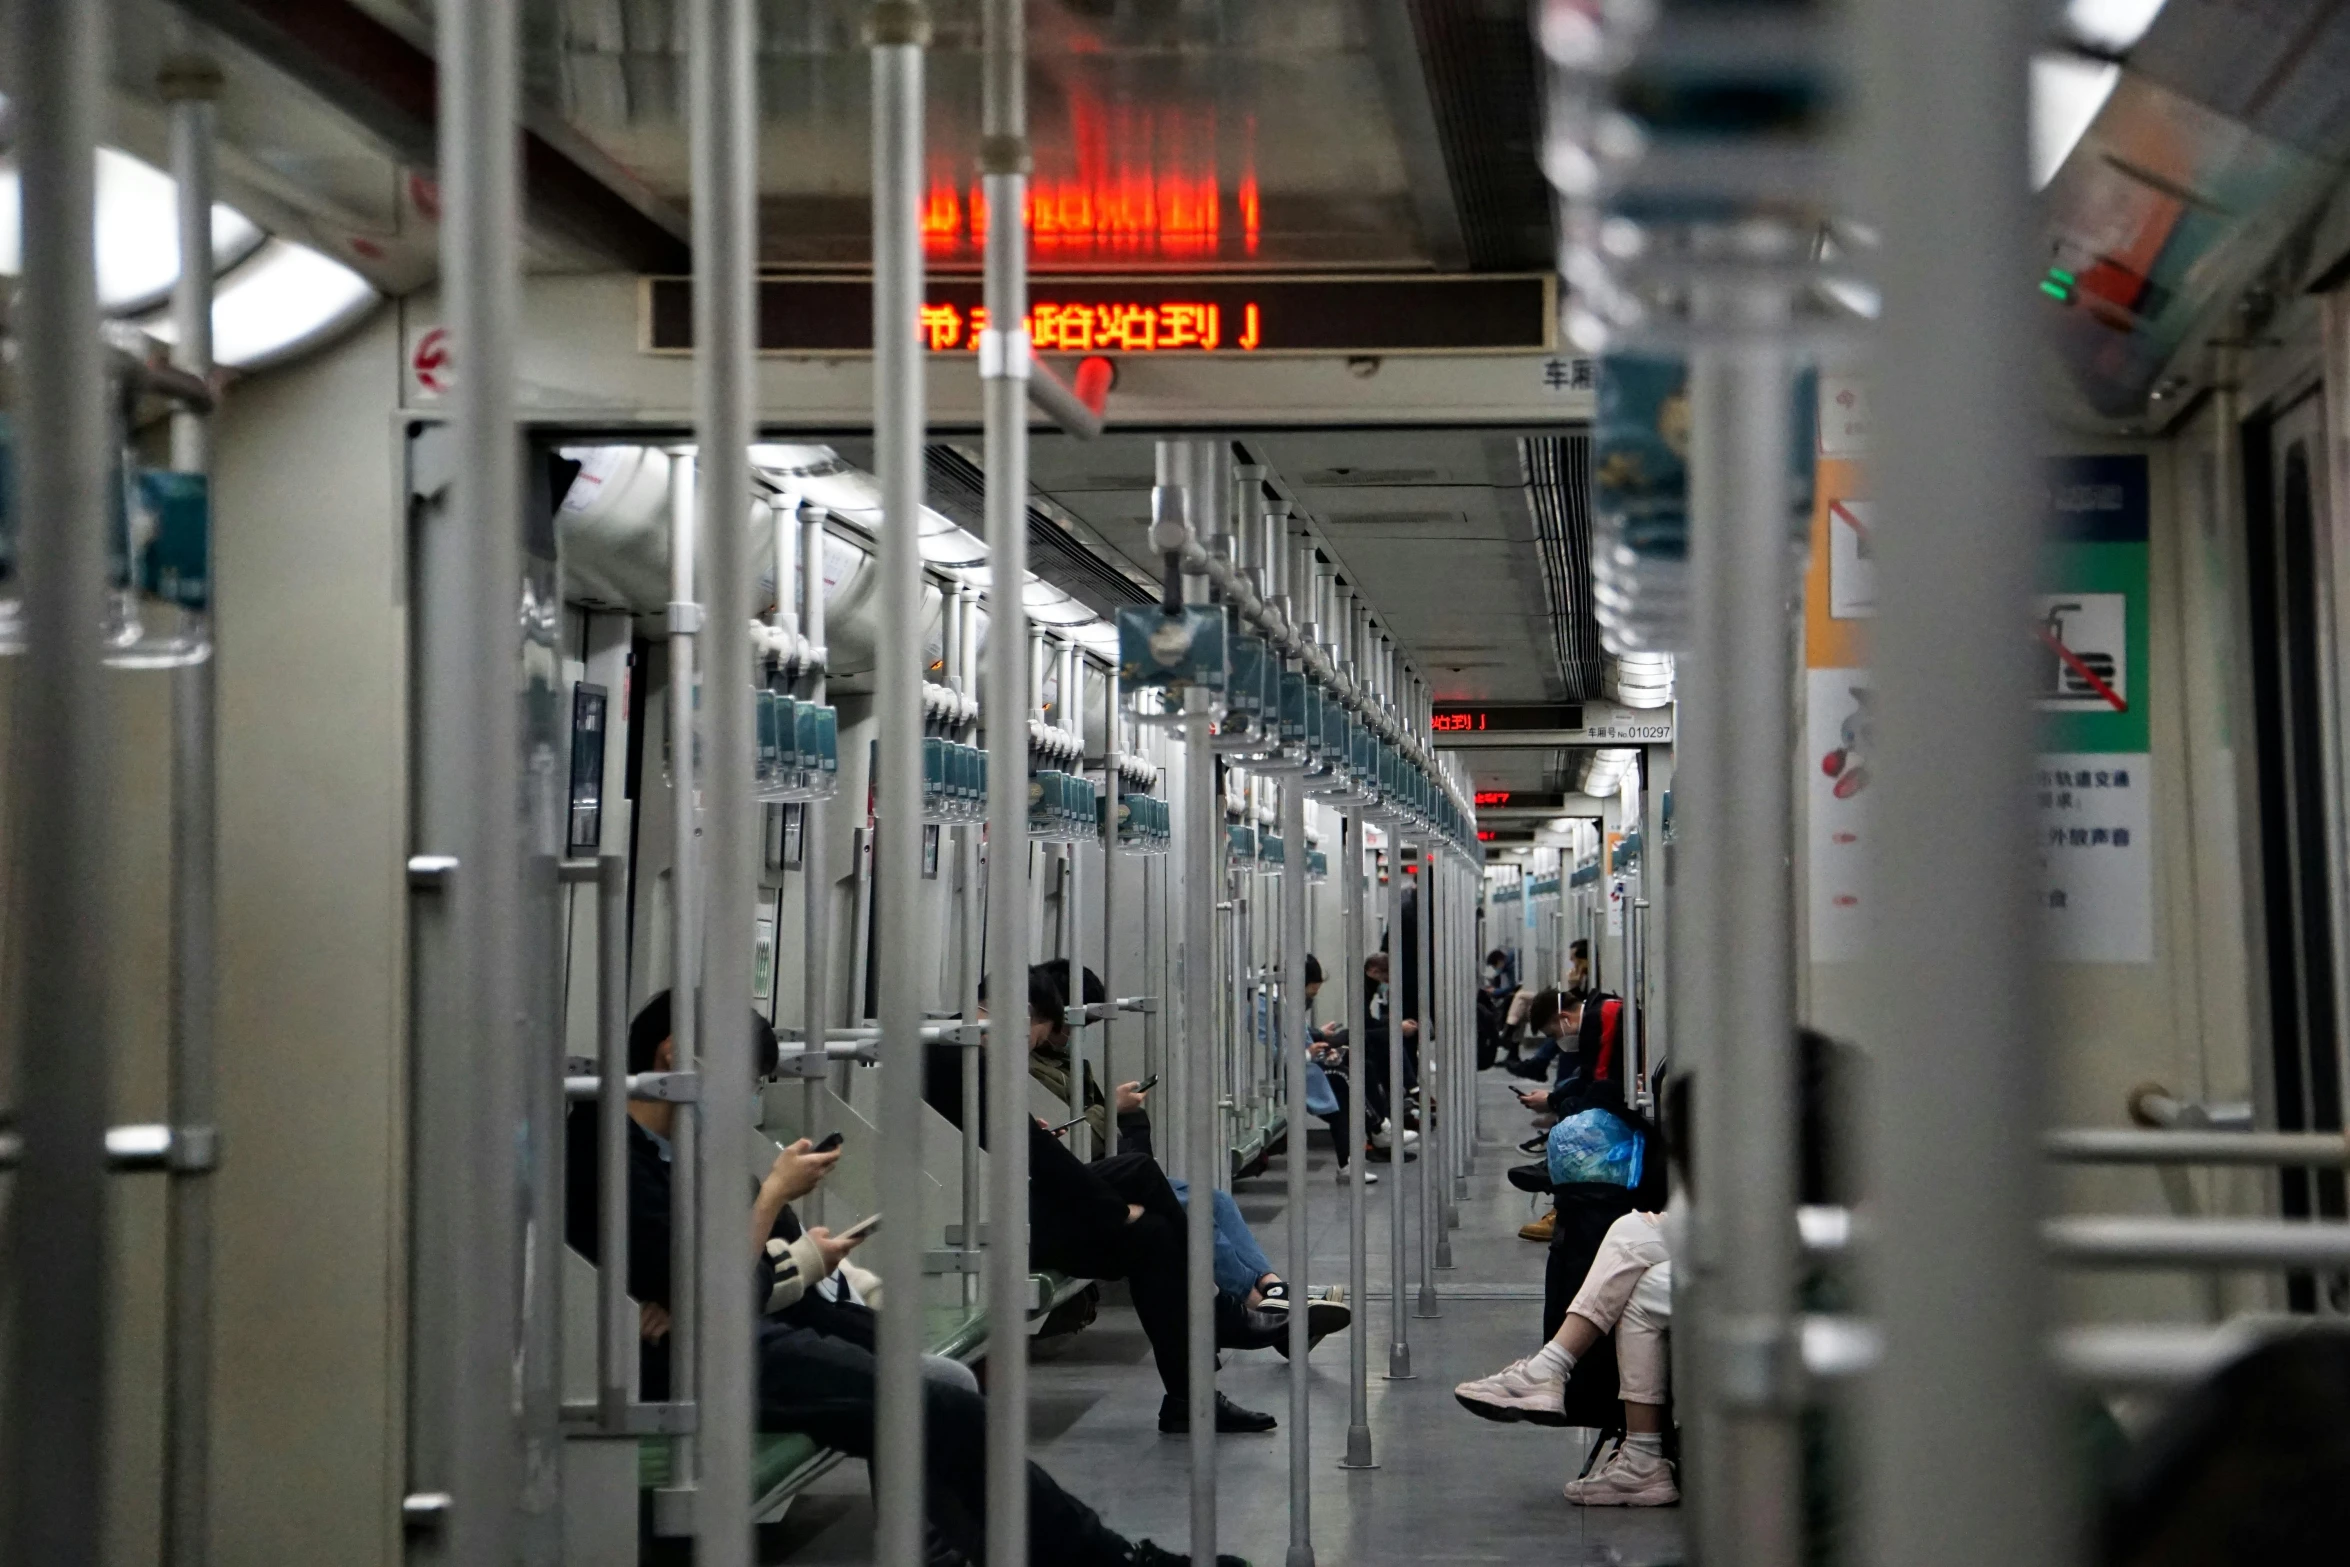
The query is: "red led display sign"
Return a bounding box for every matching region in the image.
[1432,704,1584,733]
[1473,790,1568,809]
[641,274,1555,358]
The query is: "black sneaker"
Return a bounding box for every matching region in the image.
[1212,1294,1287,1351]
[1159,1392,1277,1434]
[1518,1134,1547,1154]
[1266,1293,1353,1358]
[1131,1541,1252,1567]
[1508,1161,1557,1195]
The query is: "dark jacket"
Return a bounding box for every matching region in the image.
[1543,994,1625,1117]
[562,1108,864,1392]
[921,1043,1136,1264]
[1028,1041,1154,1161]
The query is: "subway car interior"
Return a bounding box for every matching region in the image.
[11,2,2350,1565]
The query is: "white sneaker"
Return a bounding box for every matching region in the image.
[1339,1166,1379,1186]
[1563,1445,1678,1507]
[1452,1357,1567,1425]
[1370,1125,1421,1152]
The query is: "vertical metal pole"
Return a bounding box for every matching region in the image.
[956,587,985,1307]
[1338,810,1377,1468]
[1676,323,1737,1566]
[872,6,932,1560]
[1384,835,1414,1378]
[1861,1,2062,1565]
[1442,854,1456,1203]
[1181,436,1225,1552]
[1183,683,1221,1560]
[440,0,528,1554]
[596,857,634,1419]
[1279,779,1315,1564]
[1154,443,1188,1186]
[1415,835,1443,1309]
[1102,667,1124,1098]
[1432,853,1448,1218]
[691,0,759,1553]
[5,4,113,1563]
[801,506,833,1194]
[979,0,1032,1548]
[1059,644,1087,1143]
[662,454,704,1515]
[160,42,223,1567]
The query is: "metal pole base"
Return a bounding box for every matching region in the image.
[1414,1285,1441,1319]
[1435,1238,1455,1270]
[1339,1426,1378,1469]
[1385,1344,1415,1380]
[1444,1201,1462,1229]
[1454,1175,1469,1202]
[1286,1546,1317,1567]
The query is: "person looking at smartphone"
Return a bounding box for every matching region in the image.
[567,993,1241,1567]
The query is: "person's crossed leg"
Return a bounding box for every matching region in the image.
[1452,1209,1678,1507]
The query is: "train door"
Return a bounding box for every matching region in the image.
[2244,390,2350,1308]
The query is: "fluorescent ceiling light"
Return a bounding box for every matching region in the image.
[140,237,378,369]
[2066,0,2167,53]
[2031,53,2120,190]
[0,147,263,312]
[745,446,1120,643]
[1817,277,1882,321]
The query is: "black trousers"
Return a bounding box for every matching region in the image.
[1316,1072,1355,1166]
[1359,1032,1414,1129]
[754,1319,1136,1567]
[1044,1151,1196,1400]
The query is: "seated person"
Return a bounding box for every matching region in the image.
[1452,1208,1677,1508]
[564,993,1236,1565]
[1297,954,1375,1185]
[1358,951,1421,1160]
[1033,962,1352,1354]
[926,972,1281,1434]
[1029,956,1153,1161]
[1517,989,1625,1121]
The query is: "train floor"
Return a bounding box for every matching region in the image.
[759,1073,1684,1566]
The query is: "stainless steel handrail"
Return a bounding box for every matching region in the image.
[1798,1314,2343,1389]
[2045,1128,2350,1166]
[1800,1205,2350,1270]
[2046,1216,2350,1269]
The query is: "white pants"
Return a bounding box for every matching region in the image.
[1564,1210,1673,1405]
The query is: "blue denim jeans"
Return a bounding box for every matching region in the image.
[1165,1177,1276,1299]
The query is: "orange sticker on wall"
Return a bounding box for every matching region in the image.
[1805,456,1871,670]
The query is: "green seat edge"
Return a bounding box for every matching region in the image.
[636,1303,995,1497]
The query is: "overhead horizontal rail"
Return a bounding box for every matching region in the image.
[1148,500,1473,824]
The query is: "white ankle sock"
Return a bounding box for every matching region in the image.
[1622,1431,1664,1459]
[1529,1341,1576,1380]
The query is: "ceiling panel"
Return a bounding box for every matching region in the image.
[1021,426,1576,737]
[515,0,1432,270]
